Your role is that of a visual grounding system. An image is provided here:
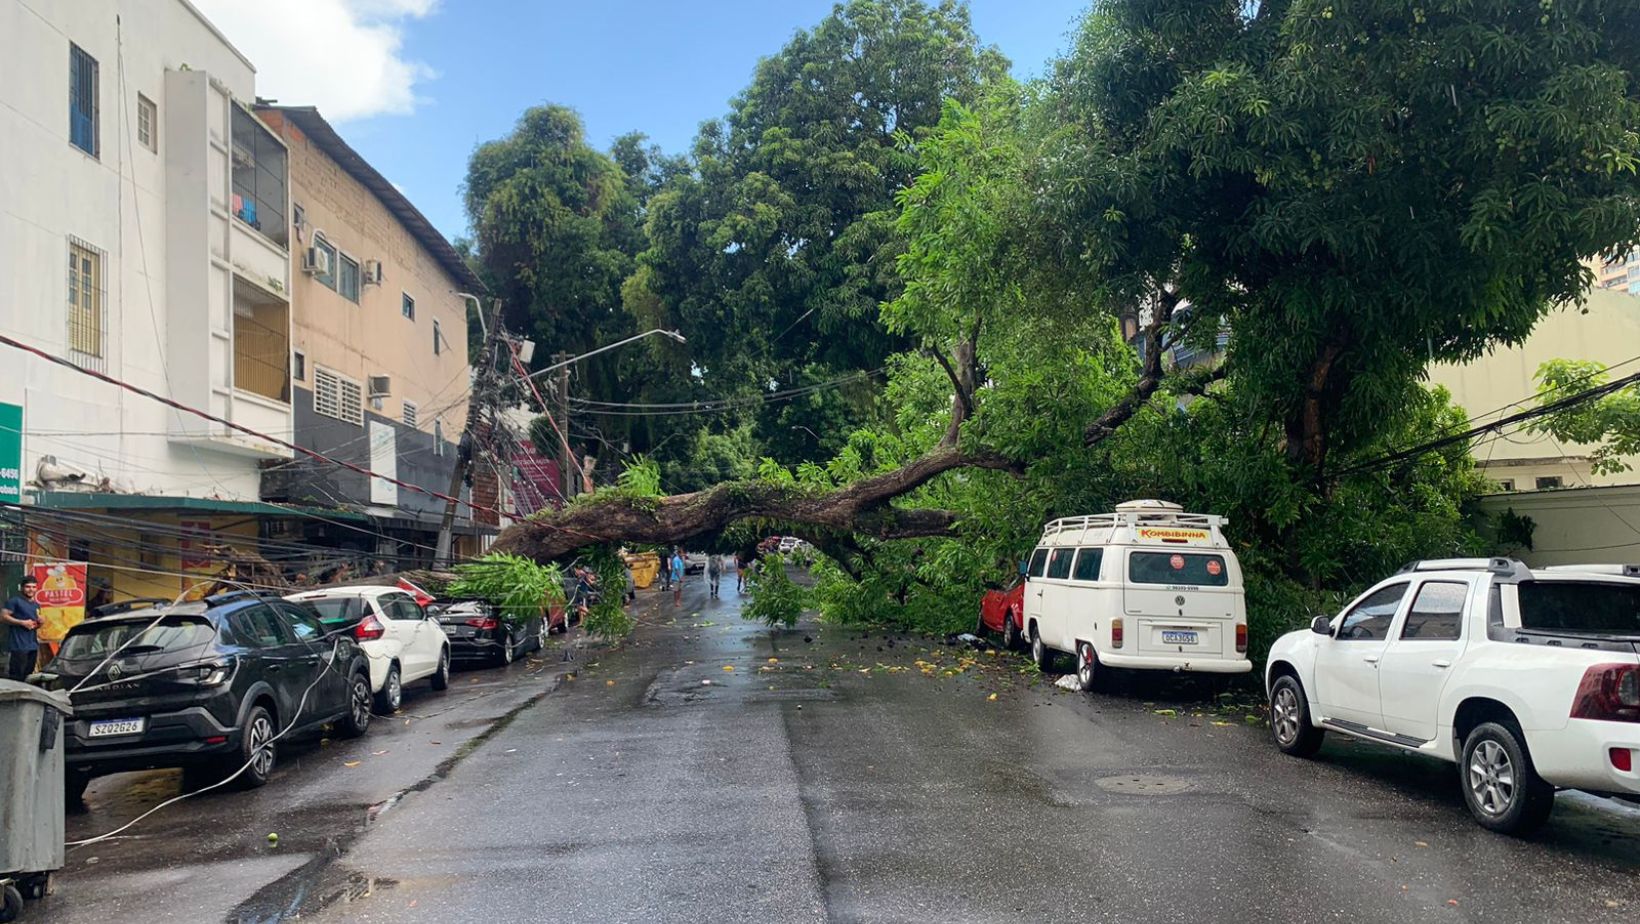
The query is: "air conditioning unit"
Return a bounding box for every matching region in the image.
[368,374,392,399]
[303,246,332,277]
[363,259,384,286]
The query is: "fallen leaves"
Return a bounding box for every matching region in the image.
[722,665,735,672]
[987,693,999,701]
[343,761,361,768]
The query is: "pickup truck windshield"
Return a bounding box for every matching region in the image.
[59,615,216,659]
[1518,582,1640,635]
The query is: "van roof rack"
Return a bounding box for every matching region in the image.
[1399,557,1532,580]
[1041,501,1227,546]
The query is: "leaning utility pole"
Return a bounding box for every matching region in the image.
[435,298,505,567]
[554,352,575,504]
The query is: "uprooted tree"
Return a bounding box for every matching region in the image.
[482,0,1640,651]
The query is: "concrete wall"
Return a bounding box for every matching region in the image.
[1428,287,1640,489]
[0,0,280,500]
[1479,486,1640,567]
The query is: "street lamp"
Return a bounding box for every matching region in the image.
[525,329,686,380]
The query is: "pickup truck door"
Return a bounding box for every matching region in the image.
[1375,579,1472,743]
[1312,582,1409,729]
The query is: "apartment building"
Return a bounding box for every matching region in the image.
[1595,247,1640,296]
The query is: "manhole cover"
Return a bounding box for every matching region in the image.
[1094,774,1193,796]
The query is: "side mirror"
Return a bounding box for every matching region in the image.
[1310,615,1333,636]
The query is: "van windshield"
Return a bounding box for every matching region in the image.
[1129,551,1230,587]
[1517,582,1640,636]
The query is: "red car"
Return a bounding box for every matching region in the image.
[978,576,1025,649]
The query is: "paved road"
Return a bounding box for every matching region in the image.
[32,574,1640,922]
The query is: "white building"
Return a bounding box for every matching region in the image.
[0,0,292,504]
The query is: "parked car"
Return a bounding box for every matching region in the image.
[286,586,451,714]
[428,599,551,667]
[1023,499,1251,687]
[1265,558,1640,834]
[45,591,373,800]
[978,575,1025,649]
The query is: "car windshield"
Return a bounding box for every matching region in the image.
[58,614,217,660]
[304,597,364,624]
[1128,551,1231,587]
[1518,582,1640,635]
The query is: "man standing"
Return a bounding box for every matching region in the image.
[2,575,42,681]
[707,554,722,599]
[670,549,685,606]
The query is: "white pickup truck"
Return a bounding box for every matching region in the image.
[1265,558,1640,834]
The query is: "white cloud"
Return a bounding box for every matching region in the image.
[193,0,437,122]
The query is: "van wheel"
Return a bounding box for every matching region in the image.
[1031,627,1055,673]
[1269,675,1324,758]
[1002,613,1019,650]
[1461,721,1555,835]
[1076,642,1100,691]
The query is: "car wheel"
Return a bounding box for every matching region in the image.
[234,704,277,789]
[536,619,550,650]
[497,631,515,666]
[1002,613,1019,650]
[1269,675,1325,758]
[1076,641,1100,692]
[1461,721,1556,835]
[339,672,373,737]
[430,649,450,691]
[3,882,23,924]
[373,663,403,714]
[1031,626,1055,673]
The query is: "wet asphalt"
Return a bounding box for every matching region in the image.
[27,572,1640,923]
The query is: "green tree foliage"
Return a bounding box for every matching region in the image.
[448,553,566,628]
[1527,359,1640,475]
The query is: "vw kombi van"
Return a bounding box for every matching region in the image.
[1023,500,1251,687]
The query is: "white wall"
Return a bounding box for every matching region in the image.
[1480,487,1640,568]
[0,0,277,499]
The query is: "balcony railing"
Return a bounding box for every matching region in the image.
[233,302,290,403]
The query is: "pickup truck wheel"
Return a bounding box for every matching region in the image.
[1001,613,1019,650]
[1269,675,1325,758]
[1031,627,1055,673]
[373,663,403,714]
[1461,722,1555,835]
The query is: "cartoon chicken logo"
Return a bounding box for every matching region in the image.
[38,564,84,607]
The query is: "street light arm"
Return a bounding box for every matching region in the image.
[525,329,685,380]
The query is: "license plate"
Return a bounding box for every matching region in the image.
[444,626,472,638]
[1161,630,1199,645]
[88,717,146,738]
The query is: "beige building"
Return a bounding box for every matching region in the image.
[1428,286,1640,492]
[1594,247,1640,296]
[254,105,491,569]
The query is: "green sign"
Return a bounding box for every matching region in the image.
[0,402,20,504]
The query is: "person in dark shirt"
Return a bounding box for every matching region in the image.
[2,575,42,681]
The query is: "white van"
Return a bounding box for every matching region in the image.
[1023,500,1251,687]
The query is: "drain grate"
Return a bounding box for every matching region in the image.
[1094,774,1193,795]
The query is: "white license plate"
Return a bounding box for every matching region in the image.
[88,717,146,738]
[1161,630,1199,645]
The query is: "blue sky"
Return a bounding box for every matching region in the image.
[203,1,1089,242]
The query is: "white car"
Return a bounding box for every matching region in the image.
[1266,558,1640,834]
[1023,500,1251,687]
[287,586,451,714]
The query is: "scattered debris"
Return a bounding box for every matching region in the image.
[1054,674,1083,692]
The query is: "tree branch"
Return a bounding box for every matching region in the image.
[1084,289,1180,447]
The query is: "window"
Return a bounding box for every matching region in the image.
[402,400,418,428]
[229,605,291,648]
[69,44,99,157]
[312,237,337,290]
[402,292,415,320]
[1046,548,1075,580]
[433,318,442,355]
[230,105,288,247]
[1517,582,1640,635]
[313,366,363,425]
[1072,548,1103,582]
[292,350,306,382]
[136,93,157,152]
[1401,582,1467,640]
[383,595,423,622]
[1337,583,1408,641]
[337,253,360,302]
[1026,548,1049,578]
[66,237,105,365]
[1496,479,1515,492]
[1535,476,1563,490]
[1128,551,1230,587]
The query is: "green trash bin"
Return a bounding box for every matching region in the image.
[0,680,73,920]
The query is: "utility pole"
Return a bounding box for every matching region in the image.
[435,298,504,567]
[554,352,575,504]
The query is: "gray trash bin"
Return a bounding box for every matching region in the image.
[0,680,73,919]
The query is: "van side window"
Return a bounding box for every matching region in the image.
[1072,548,1103,581]
[1027,548,1049,578]
[1047,548,1075,580]
[1337,583,1408,641]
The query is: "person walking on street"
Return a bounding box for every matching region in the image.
[707,554,722,599]
[624,558,636,605]
[660,549,673,593]
[670,549,685,606]
[2,575,42,682]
